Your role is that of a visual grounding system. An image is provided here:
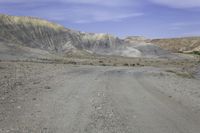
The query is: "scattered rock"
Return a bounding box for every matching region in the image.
[17,106,21,109]
[44,86,51,90]
[96,106,102,110]
[68,61,77,65]
[99,61,103,63]
[33,81,41,85]
[32,98,37,101]
[14,82,23,86]
[0,66,5,69]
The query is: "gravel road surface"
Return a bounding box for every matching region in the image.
[1,63,200,133]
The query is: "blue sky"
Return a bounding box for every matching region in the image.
[0,0,200,38]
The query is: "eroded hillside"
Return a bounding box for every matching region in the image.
[151,37,200,53]
[0,14,124,54]
[0,14,74,52]
[0,14,186,59]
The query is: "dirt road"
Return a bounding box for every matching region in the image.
[1,63,200,133]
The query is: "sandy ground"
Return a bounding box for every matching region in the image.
[0,62,200,133]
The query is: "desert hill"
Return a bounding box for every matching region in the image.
[0,14,191,59]
[151,37,200,53]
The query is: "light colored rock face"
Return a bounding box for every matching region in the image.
[75,32,123,51]
[124,36,149,44]
[0,14,175,58]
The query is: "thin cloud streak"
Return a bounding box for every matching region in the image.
[0,0,138,7]
[74,13,144,23]
[0,0,143,23]
[150,0,200,8]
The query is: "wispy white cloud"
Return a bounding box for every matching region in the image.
[149,0,200,8]
[60,0,136,7]
[5,0,200,9]
[0,0,137,7]
[32,6,143,23]
[74,12,144,23]
[0,0,143,23]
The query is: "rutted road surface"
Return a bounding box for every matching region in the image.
[1,63,200,133]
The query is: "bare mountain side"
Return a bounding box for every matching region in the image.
[0,14,125,56]
[151,37,200,53]
[0,14,74,52]
[0,14,181,59]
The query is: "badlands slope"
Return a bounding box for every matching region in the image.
[0,14,175,60]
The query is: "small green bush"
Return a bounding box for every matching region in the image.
[192,51,200,55]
